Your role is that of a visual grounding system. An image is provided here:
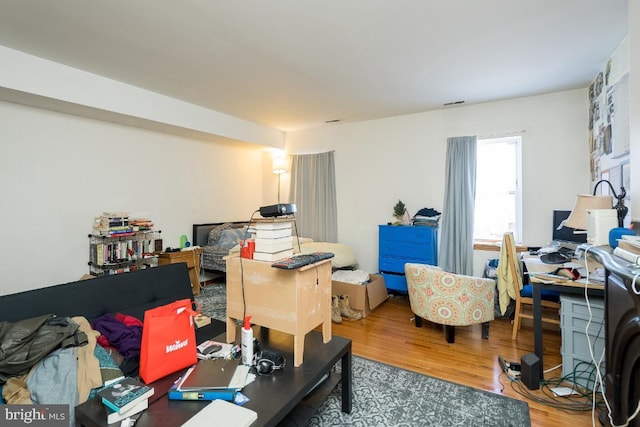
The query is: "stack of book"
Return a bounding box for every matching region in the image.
[169,358,250,402]
[93,212,134,236]
[252,219,295,262]
[96,377,154,424]
[617,235,640,255]
[130,217,154,231]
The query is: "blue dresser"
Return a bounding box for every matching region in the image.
[378,225,438,292]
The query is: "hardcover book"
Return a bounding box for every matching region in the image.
[255,228,292,239]
[105,398,148,424]
[252,219,294,229]
[253,249,293,262]
[97,377,154,414]
[178,359,248,391]
[168,382,237,401]
[254,236,293,253]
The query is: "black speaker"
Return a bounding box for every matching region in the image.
[521,353,540,390]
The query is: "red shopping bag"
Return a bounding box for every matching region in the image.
[139,299,198,383]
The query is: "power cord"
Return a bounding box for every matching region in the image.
[582,245,640,427]
[240,210,260,323]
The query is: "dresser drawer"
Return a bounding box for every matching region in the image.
[379,255,437,273]
[379,240,433,258]
[378,225,438,293]
[380,272,407,292]
[379,225,437,244]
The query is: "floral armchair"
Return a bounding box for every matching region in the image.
[405,263,495,343]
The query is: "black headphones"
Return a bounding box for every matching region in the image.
[254,350,285,375]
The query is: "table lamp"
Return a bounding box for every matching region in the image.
[562,194,614,231]
[563,180,629,247]
[272,155,288,204]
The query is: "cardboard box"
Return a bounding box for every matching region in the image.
[332,274,388,318]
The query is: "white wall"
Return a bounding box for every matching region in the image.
[0,87,591,293]
[285,89,590,275]
[0,101,267,294]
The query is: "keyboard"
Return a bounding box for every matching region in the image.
[271,252,335,269]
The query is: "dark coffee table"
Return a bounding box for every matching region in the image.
[76,324,352,427]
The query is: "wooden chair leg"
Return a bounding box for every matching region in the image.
[482,322,490,339]
[445,325,455,343]
[511,299,522,340]
[415,315,423,328]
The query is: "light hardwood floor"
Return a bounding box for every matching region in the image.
[329,294,601,427]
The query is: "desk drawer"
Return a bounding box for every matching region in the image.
[560,294,606,387]
[560,295,604,323]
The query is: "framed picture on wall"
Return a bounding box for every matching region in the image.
[621,160,630,201]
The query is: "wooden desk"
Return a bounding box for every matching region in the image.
[225,254,332,367]
[157,248,203,295]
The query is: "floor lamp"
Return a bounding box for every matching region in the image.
[272,156,287,204]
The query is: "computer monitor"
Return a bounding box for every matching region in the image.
[552,210,587,244]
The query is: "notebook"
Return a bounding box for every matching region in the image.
[180,399,257,427]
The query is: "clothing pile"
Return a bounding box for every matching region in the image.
[412,207,441,227]
[0,312,145,426]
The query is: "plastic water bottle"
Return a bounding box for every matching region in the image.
[241,315,253,366]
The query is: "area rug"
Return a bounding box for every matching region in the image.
[195,285,531,426]
[195,283,227,321]
[305,356,531,427]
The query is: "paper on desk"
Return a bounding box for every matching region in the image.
[180,400,257,427]
[529,273,572,283]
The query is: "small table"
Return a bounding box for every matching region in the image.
[225,254,332,367]
[158,248,203,295]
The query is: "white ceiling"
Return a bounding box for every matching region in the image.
[0,0,628,132]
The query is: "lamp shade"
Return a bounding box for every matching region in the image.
[272,156,288,175]
[563,194,613,230]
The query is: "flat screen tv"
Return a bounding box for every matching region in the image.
[552,210,587,244]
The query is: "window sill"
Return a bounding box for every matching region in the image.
[473,239,528,252]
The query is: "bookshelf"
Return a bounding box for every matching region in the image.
[88,212,161,277]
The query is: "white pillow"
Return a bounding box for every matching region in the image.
[299,242,357,269]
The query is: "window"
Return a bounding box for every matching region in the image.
[474,136,522,242]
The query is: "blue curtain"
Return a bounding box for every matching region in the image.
[440,136,477,275]
[289,151,337,242]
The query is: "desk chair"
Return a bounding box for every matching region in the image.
[499,233,561,340]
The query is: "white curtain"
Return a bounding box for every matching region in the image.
[440,136,477,275]
[289,151,337,242]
